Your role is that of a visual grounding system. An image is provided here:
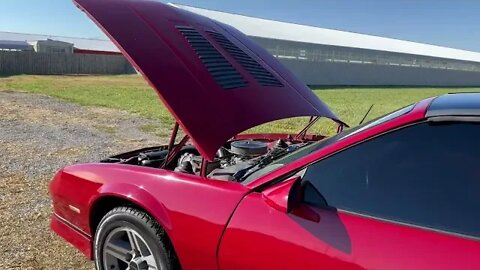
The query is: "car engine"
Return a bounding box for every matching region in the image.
[101,139,306,182]
[174,139,307,181]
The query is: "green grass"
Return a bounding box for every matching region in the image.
[1,75,479,135]
[140,124,172,138]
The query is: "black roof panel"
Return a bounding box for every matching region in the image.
[426,93,480,117]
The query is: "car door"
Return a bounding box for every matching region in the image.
[218,121,480,270]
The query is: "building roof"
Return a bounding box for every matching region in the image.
[2,5,480,63]
[171,4,480,63]
[0,31,118,52]
[0,40,33,50]
[29,39,74,46]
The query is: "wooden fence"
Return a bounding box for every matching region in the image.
[0,51,135,75]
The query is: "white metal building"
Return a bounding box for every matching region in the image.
[0,40,33,52]
[0,31,118,53]
[2,4,480,86]
[28,39,74,54]
[173,4,480,86]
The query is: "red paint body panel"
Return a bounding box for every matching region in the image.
[50,214,92,258]
[50,163,249,269]
[73,0,342,160]
[218,193,480,270]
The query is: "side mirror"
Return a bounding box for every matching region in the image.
[262,176,321,222]
[262,176,303,213]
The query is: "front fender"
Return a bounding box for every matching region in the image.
[89,182,173,231]
[51,162,251,269]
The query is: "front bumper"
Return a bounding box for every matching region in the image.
[50,213,93,259]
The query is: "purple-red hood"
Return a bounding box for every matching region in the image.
[74,0,343,160]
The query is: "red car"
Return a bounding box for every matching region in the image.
[50,1,480,269]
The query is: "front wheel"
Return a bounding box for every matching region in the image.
[93,206,177,270]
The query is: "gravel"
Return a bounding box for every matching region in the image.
[0,91,169,269]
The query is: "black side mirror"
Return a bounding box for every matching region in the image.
[301,180,328,209]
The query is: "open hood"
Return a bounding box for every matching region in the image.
[74,0,344,160]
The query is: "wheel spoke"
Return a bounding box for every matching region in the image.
[143,255,158,270]
[105,242,131,263]
[127,230,143,255]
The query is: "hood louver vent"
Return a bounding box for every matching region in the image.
[176,26,247,90]
[208,31,283,87]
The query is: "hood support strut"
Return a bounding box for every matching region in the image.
[295,116,348,140]
[295,116,320,140]
[166,122,179,155]
[161,122,189,169]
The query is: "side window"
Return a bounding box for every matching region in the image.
[302,122,480,238]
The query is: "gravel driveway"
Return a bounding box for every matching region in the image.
[0,91,169,269]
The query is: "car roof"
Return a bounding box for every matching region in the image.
[426,93,480,118]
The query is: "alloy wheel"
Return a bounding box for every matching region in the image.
[103,227,159,270]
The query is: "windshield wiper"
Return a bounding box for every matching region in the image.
[235,142,310,182]
[232,149,287,181]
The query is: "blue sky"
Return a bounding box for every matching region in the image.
[0,0,479,51]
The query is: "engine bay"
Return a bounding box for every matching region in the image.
[101,138,310,182]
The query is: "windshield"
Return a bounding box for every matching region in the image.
[242,104,415,184]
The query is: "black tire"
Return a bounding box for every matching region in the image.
[93,206,178,270]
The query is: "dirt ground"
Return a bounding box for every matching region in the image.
[0,91,169,269]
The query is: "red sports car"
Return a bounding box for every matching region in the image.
[50,1,480,269]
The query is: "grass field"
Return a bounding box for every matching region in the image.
[1,75,479,135]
